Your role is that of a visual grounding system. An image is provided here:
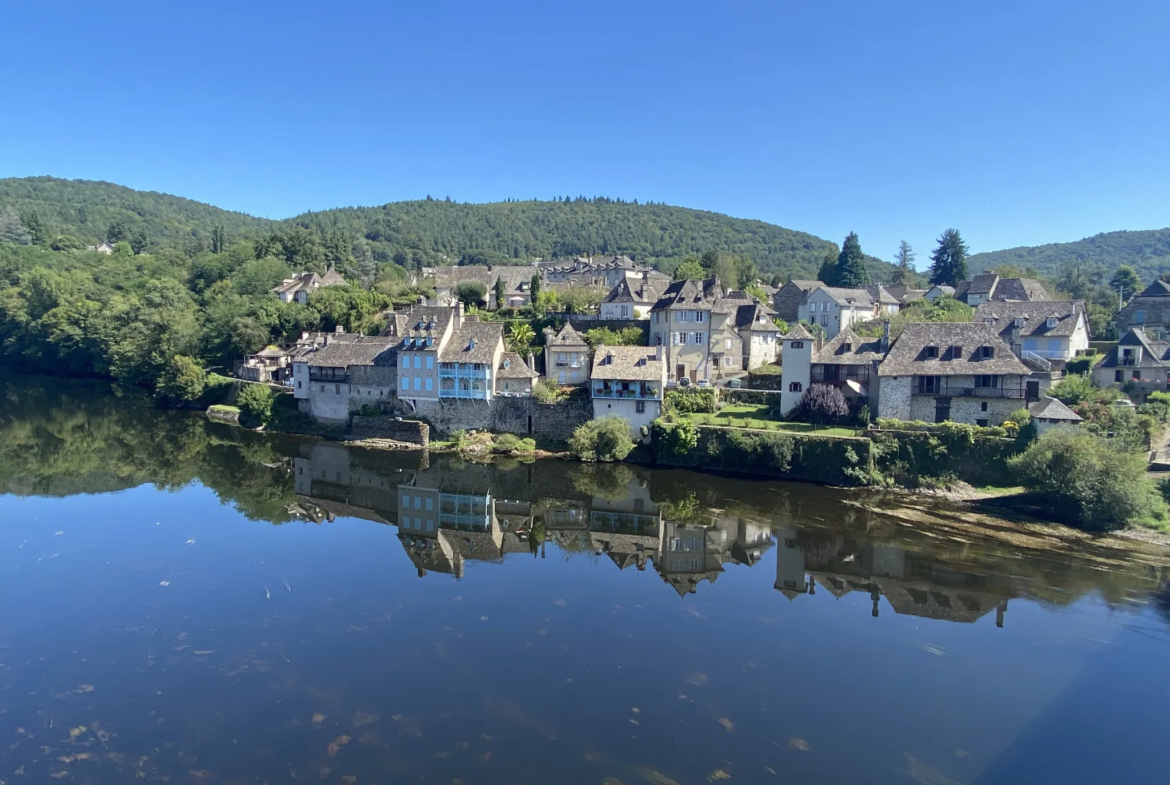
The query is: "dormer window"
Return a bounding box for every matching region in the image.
[984,318,995,327]
[924,345,939,359]
[468,339,476,350]
[1013,317,1026,328]
[841,342,852,352]
[1046,317,1057,329]
[790,341,804,349]
[950,345,962,359]
[980,345,994,359]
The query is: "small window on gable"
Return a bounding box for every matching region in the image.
[950,345,962,359]
[1013,317,1026,328]
[790,341,804,349]
[923,345,939,359]
[980,345,994,359]
[841,342,852,353]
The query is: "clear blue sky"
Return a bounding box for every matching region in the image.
[2,0,1167,265]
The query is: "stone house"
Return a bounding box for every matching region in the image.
[1115,279,1170,339]
[437,320,506,401]
[273,266,346,304]
[953,273,1049,306]
[546,323,590,385]
[974,300,1090,364]
[537,255,651,290]
[497,352,539,397]
[808,326,888,413]
[431,266,496,308]
[772,280,825,323]
[590,345,667,437]
[649,278,723,382]
[923,285,955,303]
[493,267,536,309]
[877,323,1036,425]
[600,273,662,320]
[293,335,398,423]
[1027,396,1082,435]
[390,305,457,402]
[734,301,782,370]
[239,346,290,384]
[1091,327,1170,401]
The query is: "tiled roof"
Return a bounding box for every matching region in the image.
[1028,396,1082,422]
[866,285,900,305]
[877,322,1029,377]
[993,277,1048,302]
[734,303,781,332]
[273,272,319,295]
[651,278,724,311]
[591,346,665,381]
[816,286,876,307]
[974,300,1086,339]
[603,277,639,304]
[813,327,885,365]
[319,266,346,286]
[967,273,1000,296]
[433,266,495,289]
[305,336,398,368]
[498,352,539,379]
[439,321,504,364]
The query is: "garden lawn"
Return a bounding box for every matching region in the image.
[679,404,861,438]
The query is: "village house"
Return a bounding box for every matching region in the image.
[273,266,346,304]
[771,280,825,323]
[796,285,898,340]
[876,323,1036,425]
[952,273,1049,306]
[431,266,496,307]
[649,278,721,382]
[545,323,590,385]
[923,284,956,303]
[1027,396,1083,435]
[538,255,653,290]
[600,273,662,320]
[497,352,539,397]
[974,300,1090,364]
[239,346,290,384]
[385,302,507,403]
[735,300,783,370]
[1115,279,1170,339]
[291,334,398,423]
[590,345,667,437]
[1091,327,1170,401]
[808,325,888,412]
[86,240,115,254]
[778,323,815,415]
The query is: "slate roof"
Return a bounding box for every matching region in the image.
[994,277,1048,301]
[974,300,1087,339]
[549,322,588,348]
[712,290,754,314]
[603,277,643,304]
[928,285,956,297]
[396,305,455,337]
[1094,328,1170,369]
[651,278,724,311]
[305,336,398,368]
[816,286,876,307]
[498,352,539,379]
[734,303,781,333]
[433,265,495,289]
[273,272,319,296]
[866,285,900,306]
[877,322,1030,377]
[494,266,536,293]
[1138,280,1170,298]
[439,321,504,364]
[783,324,815,340]
[319,266,346,286]
[1028,396,1082,422]
[591,346,665,381]
[813,326,886,365]
[967,273,1000,296]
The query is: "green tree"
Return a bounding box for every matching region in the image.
[506,322,536,352]
[1109,265,1142,302]
[835,232,870,287]
[530,272,541,301]
[453,280,488,308]
[568,416,635,462]
[21,211,48,245]
[890,241,915,287]
[928,229,969,286]
[232,256,290,297]
[106,220,129,244]
[798,383,849,427]
[0,206,31,244]
[156,355,207,401]
[237,384,275,425]
[559,287,602,314]
[816,252,837,286]
[51,234,84,251]
[674,259,706,281]
[211,223,227,254]
[1008,429,1166,531]
[1049,373,1095,405]
[493,275,506,309]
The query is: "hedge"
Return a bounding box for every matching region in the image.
[664,388,718,414]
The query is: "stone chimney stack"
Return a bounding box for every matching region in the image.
[880,320,891,353]
[454,300,465,331]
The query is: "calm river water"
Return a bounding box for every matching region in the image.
[1,376,1168,784]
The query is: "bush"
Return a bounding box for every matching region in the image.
[155,355,206,401]
[1139,390,1170,423]
[657,419,699,455]
[453,280,488,308]
[1008,429,1167,531]
[583,326,645,349]
[532,378,564,404]
[569,416,635,462]
[1049,373,1095,405]
[493,434,537,454]
[237,384,275,425]
[664,388,718,414]
[797,383,848,426]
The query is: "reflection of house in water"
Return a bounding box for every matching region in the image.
[589,475,661,572]
[654,515,746,597]
[776,530,1013,626]
[396,476,507,577]
[292,443,406,523]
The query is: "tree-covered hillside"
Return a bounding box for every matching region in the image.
[0,176,270,251]
[0,177,899,281]
[969,229,1170,283]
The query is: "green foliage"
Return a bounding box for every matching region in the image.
[890,241,916,287]
[532,378,564,404]
[835,232,870,287]
[1064,354,1099,375]
[673,258,707,281]
[583,326,645,350]
[1009,429,1167,531]
[657,419,699,455]
[568,416,635,462]
[0,206,32,245]
[492,433,537,454]
[969,229,1170,285]
[928,228,969,286]
[1139,390,1170,423]
[237,384,275,425]
[1049,373,1096,405]
[453,280,488,308]
[155,355,206,401]
[1110,265,1142,301]
[664,388,718,414]
[887,295,973,338]
[558,287,602,314]
[506,322,536,353]
[797,383,849,426]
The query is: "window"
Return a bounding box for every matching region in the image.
[696,311,705,323]
[1133,370,1141,381]
[692,332,703,345]
[401,494,410,508]
[334,384,341,394]
[655,333,663,345]
[676,332,686,345]
[296,380,302,390]
[725,339,732,350]
[636,400,645,413]
[917,376,941,394]
[401,355,408,368]
[413,377,422,390]
[842,342,852,352]
[426,356,434,369]
[1046,317,1057,329]
[425,378,433,391]
[425,497,434,511]
[980,346,994,359]
[820,315,828,326]
[401,377,409,391]
[976,419,989,427]
[1013,317,1026,328]
[426,519,434,532]
[950,345,962,359]
[413,496,422,509]
[413,356,421,369]
[791,341,804,349]
[1135,310,1146,324]
[789,382,803,392]
[924,346,939,359]
[975,375,1000,388]
[1115,370,1123,382]
[981,401,988,411]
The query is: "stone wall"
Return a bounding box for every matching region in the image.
[350,416,430,446]
[409,396,592,442]
[722,388,783,406]
[908,395,1021,425]
[877,377,912,419]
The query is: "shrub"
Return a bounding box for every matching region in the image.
[569,416,635,462]
[1049,373,1095,405]
[1008,429,1167,531]
[583,326,645,349]
[657,419,699,455]
[493,434,536,454]
[797,383,848,426]
[664,388,718,414]
[1139,390,1170,423]
[237,384,275,424]
[453,280,488,308]
[155,355,206,401]
[532,378,563,404]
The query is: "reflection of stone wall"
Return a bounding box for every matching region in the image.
[410,397,592,441]
[350,416,429,446]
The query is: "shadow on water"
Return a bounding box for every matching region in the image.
[1,374,1169,784]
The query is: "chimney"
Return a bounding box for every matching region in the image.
[655,343,663,362]
[335,325,344,333]
[527,351,536,372]
[416,295,426,306]
[880,320,890,352]
[454,300,465,330]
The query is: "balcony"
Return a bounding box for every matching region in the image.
[439,362,489,378]
[439,377,489,400]
[309,367,347,383]
[592,382,661,400]
[812,367,870,385]
[913,378,1025,399]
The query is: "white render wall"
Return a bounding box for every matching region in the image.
[745,333,780,370]
[292,361,311,399]
[593,398,661,439]
[779,339,811,415]
[308,381,352,423]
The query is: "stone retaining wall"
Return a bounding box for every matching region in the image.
[409,396,592,441]
[350,416,430,446]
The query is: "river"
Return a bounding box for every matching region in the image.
[1,375,1168,784]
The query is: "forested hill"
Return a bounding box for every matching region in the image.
[0,176,895,280]
[968,229,1170,282]
[0,177,271,249]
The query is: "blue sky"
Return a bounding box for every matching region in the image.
[2,0,1167,265]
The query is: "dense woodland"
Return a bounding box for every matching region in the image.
[969,229,1170,284]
